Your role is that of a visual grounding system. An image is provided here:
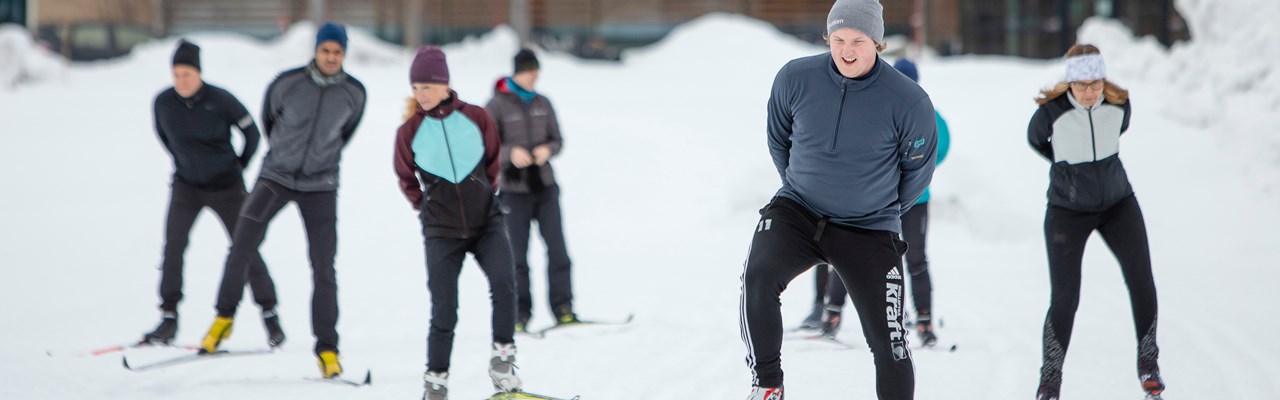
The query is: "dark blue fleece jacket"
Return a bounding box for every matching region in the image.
[767,54,937,233]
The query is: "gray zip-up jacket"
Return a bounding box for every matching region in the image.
[258,63,366,192]
[485,78,562,193]
[768,54,937,233]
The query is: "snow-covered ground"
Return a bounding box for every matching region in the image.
[1,3,1278,399]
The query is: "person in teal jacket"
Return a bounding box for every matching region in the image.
[798,58,951,348]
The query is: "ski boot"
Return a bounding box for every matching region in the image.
[1035,382,1059,400]
[317,350,342,378]
[199,316,234,354]
[1140,366,1165,399]
[553,305,581,326]
[140,311,178,345]
[819,305,842,338]
[262,309,285,348]
[746,386,783,400]
[423,370,448,400]
[798,302,823,330]
[489,342,522,393]
[916,314,938,347]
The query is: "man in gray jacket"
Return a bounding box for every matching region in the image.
[485,49,577,331]
[739,1,936,399]
[199,22,366,379]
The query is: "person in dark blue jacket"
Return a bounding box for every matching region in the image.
[1028,44,1164,400]
[739,1,937,398]
[799,58,952,348]
[141,39,279,346]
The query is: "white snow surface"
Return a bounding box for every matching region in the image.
[0,23,67,89]
[1,7,1278,400]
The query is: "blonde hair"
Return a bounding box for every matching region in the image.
[403,97,420,121]
[1035,44,1130,105]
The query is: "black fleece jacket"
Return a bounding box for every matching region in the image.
[153,83,260,189]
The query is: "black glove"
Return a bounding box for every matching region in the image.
[526,165,546,194]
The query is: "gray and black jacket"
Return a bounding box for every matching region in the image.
[1028,92,1134,212]
[485,78,562,194]
[258,62,366,192]
[767,54,938,234]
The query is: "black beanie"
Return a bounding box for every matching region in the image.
[514,48,539,73]
[173,39,201,71]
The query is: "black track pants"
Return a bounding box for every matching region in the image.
[1038,195,1160,390]
[827,202,932,316]
[158,178,277,313]
[740,197,914,398]
[214,178,340,355]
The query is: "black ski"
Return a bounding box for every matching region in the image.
[782,330,857,350]
[122,348,274,372]
[304,369,372,387]
[799,334,857,350]
[913,342,959,352]
[527,313,635,338]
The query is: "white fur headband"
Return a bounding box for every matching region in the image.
[1065,54,1106,82]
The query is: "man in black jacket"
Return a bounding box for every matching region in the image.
[485,49,577,331]
[199,22,366,379]
[142,39,280,346]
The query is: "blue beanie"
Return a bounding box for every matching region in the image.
[316,22,348,50]
[893,58,919,82]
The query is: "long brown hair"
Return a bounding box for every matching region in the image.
[1035,44,1130,105]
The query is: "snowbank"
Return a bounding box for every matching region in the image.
[1076,0,1280,187]
[0,24,67,90]
[621,13,820,70]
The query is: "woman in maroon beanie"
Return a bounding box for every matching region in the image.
[392,45,522,400]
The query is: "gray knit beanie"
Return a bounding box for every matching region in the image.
[827,0,884,43]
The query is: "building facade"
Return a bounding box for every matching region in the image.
[23,0,1189,60]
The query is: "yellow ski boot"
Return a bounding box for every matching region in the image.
[199,316,234,354]
[317,350,343,378]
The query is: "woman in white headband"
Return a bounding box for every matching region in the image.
[1027,44,1166,400]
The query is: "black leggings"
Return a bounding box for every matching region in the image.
[214,178,340,355]
[423,217,517,373]
[739,197,914,398]
[158,178,276,313]
[1038,195,1160,390]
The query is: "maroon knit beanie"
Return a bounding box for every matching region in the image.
[411,45,449,84]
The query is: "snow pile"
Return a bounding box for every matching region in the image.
[622,13,819,67]
[0,24,67,90]
[1076,0,1280,186]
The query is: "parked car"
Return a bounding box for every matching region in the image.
[36,21,154,61]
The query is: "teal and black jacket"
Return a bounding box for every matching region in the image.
[916,111,951,205]
[395,93,503,238]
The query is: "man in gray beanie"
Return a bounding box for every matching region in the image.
[827,0,884,43]
[739,0,934,399]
